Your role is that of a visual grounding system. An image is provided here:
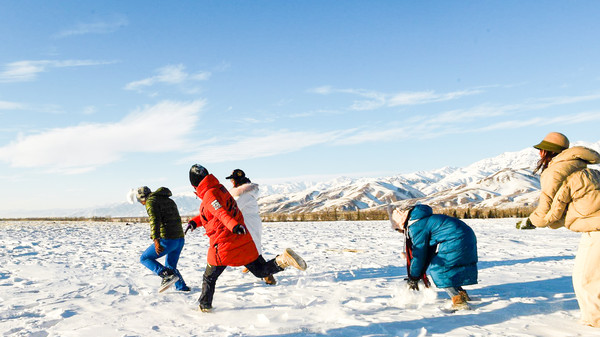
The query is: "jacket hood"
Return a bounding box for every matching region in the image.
[150,187,172,197]
[409,204,433,221]
[194,174,220,199]
[552,146,600,165]
[229,183,259,198]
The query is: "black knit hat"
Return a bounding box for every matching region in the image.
[189,164,209,187]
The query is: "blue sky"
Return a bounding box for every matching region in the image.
[1,1,600,215]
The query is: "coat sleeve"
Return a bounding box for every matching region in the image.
[529,190,554,227]
[191,214,202,227]
[544,181,572,227]
[529,170,567,228]
[407,224,431,279]
[204,189,240,231]
[145,200,161,240]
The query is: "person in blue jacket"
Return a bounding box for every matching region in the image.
[391,204,478,310]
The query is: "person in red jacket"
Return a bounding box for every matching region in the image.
[185,164,307,312]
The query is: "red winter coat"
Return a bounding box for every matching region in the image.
[191,174,258,266]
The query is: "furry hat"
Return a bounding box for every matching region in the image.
[136,186,151,203]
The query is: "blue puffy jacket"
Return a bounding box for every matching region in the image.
[407,204,478,288]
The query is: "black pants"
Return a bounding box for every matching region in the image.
[198,255,283,308]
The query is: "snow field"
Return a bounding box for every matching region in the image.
[1,219,600,336]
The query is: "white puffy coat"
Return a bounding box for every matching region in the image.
[229,183,263,254]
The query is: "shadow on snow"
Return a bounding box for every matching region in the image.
[478,255,574,270]
[259,262,577,337]
[307,255,573,283]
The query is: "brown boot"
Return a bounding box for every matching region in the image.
[458,289,471,302]
[451,294,470,311]
[242,267,249,273]
[264,274,277,285]
[275,248,307,271]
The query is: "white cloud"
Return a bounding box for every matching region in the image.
[0,101,25,110]
[347,90,387,110]
[477,111,600,132]
[388,89,481,106]
[0,100,205,173]
[183,93,600,163]
[428,92,600,125]
[308,86,333,95]
[310,86,482,110]
[125,64,211,91]
[183,129,351,164]
[54,16,129,38]
[0,60,115,83]
[82,106,97,115]
[335,92,600,145]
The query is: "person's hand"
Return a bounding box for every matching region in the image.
[516,218,535,230]
[406,277,420,291]
[185,220,197,234]
[154,239,164,254]
[232,224,246,235]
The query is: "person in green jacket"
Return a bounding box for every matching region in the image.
[136,186,189,292]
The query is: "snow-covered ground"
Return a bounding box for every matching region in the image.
[1,219,600,337]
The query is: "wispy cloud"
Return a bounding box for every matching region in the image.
[388,90,480,106]
[0,60,115,83]
[336,93,600,145]
[124,64,211,91]
[0,100,205,173]
[182,92,600,164]
[82,106,97,115]
[477,111,600,132]
[183,129,352,164]
[309,86,482,110]
[0,100,25,110]
[54,16,128,38]
[428,92,600,125]
[289,109,342,118]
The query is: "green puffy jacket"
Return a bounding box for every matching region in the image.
[145,187,184,240]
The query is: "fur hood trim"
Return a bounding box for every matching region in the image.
[230,183,259,198]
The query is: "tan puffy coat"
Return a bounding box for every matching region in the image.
[529,146,600,232]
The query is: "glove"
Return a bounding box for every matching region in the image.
[516,218,535,230]
[232,224,246,235]
[154,239,164,255]
[406,277,420,291]
[185,220,197,234]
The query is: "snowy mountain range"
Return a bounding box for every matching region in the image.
[256,147,544,213]
[6,141,600,218]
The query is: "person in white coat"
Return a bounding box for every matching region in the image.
[227,169,276,285]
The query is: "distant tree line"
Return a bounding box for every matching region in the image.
[434,206,535,220]
[0,216,118,222]
[1,206,536,223]
[261,208,388,222]
[260,206,536,222]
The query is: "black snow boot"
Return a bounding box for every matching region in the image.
[199,303,213,313]
[158,269,179,293]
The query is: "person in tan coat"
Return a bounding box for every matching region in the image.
[526,132,600,327]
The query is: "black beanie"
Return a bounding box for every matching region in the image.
[189,164,209,187]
